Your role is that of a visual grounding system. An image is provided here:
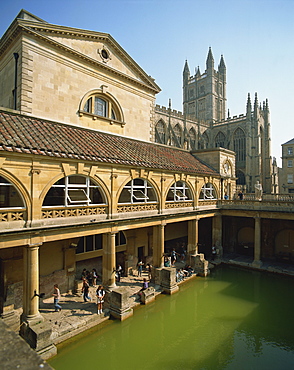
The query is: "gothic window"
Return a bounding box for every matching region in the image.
[199,183,217,200]
[166,181,192,202]
[155,120,166,144]
[118,178,157,204]
[215,131,226,148]
[43,175,105,207]
[236,170,246,185]
[233,128,246,162]
[189,128,196,149]
[82,92,122,122]
[174,124,182,146]
[0,176,24,208]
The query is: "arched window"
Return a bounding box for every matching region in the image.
[199,183,217,200]
[174,124,182,146]
[189,128,196,149]
[0,176,24,208]
[166,181,192,202]
[118,178,157,204]
[236,170,246,185]
[198,132,209,149]
[43,175,105,207]
[155,120,166,144]
[82,92,122,122]
[215,131,226,148]
[233,128,246,162]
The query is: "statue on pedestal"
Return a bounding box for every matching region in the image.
[255,180,263,201]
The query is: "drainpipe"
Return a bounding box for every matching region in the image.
[13,52,19,110]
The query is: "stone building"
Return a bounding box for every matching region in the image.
[0,9,293,355]
[279,138,294,193]
[154,48,277,194]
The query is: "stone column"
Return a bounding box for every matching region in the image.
[212,213,223,257]
[103,232,116,289]
[153,223,165,268]
[22,243,43,323]
[252,216,262,267]
[188,218,199,255]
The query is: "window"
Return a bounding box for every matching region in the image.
[288,160,293,168]
[288,147,293,155]
[118,178,157,204]
[76,233,102,254]
[236,170,246,185]
[215,131,226,148]
[189,128,196,149]
[82,93,122,122]
[43,175,105,207]
[166,181,192,202]
[173,124,182,146]
[233,128,246,163]
[155,120,166,144]
[199,183,217,200]
[287,174,293,184]
[0,176,24,208]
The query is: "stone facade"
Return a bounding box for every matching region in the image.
[279,138,294,194]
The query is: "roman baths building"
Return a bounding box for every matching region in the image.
[0,10,293,353]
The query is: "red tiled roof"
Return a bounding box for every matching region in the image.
[0,110,218,176]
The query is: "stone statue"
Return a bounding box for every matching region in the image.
[255,180,263,201]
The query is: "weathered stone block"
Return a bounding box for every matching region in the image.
[109,287,133,321]
[160,268,179,295]
[140,286,155,305]
[191,254,210,276]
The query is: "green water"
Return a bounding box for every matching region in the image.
[48,266,294,370]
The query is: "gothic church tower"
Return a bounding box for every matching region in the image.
[183,48,226,124]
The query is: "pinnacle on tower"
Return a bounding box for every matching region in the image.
[183,60,190,77]
[246,93,252,115]
[196,66,201,77]
[206,47,214,70]
[218,54,226,71]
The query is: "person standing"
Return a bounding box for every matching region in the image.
[96,285,105,314]
[137,260,144,277]
[82,277,91,302]
[53,284,61,312]
[116,265,123,282]
[92,268,97,287]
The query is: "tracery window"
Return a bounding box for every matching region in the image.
[233,128,246,162]
[236,170,246,185]
[43,175,105,207]
[174,124,182,146]
[155,120,166,144]
[0,176,24,208]
[199,183,217,200]
[189,128,196,149]
[118,178,157,204]
[215,131,225,148]
[166,181,192,202]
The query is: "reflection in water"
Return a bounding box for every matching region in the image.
[49,266,294,370]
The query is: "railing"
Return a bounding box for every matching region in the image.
[165,201,193,209]
[42,205,107,219]
[0,209,26,222]
[117,203,158,213]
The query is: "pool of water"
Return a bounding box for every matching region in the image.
[48,265,294,370]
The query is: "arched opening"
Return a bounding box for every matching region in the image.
[233,128,246,164]
[215,131,226,148]
[199,183,217,200]
[0,175,25,208]
[236,170,246,185]
[118,178,157,204]
[155,120,166,144]
[166,181,192,202]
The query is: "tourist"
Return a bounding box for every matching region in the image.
[53,284,62,312]
[137,260,144,277]
[238,191,243,200]
[224,193,228,200]
[116,265,123,282]
[81,268,87,279]
[147,263,152,280]
[171,248,177,266]
[211,246,217,261]
[82,277,91,302]
[92,268,97,287]
[96,285,105,314]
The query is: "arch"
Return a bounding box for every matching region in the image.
[198,131,209,149]
[0,171,27,209]
[215,131,226,148]
[236,170,246,185]
[155,119,166,144]
[199,182,217,200]
[79,89,124,123]
[42,175,107,207]
[166,181,193,202]
[233,127,246,162]
[275,229,294,255]
[118,178,158,204]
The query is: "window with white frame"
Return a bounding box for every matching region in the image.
[287,174,293,184]
[166,181,192,202]
[43,175,105,207]
[288,147,293,155]
[0,176,25,208]
[118,178,157,204]
[83,94,120,121]
[288,160,293,168]
[199,183,217,200]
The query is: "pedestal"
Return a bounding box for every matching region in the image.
[160,268,179,295]
[191,254,210,276]
[109,287,133,321]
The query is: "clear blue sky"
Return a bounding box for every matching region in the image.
[1,0,294,166]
